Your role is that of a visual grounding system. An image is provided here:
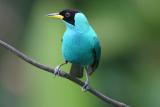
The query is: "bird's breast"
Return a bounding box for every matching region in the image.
[62,30,93,65]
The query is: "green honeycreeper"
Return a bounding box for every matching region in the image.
[48,9,101,91]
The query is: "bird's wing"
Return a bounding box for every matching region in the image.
[88,36,101,75]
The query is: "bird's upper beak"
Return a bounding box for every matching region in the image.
[47,13,64,19]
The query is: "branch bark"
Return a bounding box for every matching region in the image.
[0,39,129,107]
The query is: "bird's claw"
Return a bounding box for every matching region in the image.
[54,65,61,76]
[81,82,90,91]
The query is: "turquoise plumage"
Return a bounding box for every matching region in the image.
[48,9,101,90]
[63,13,97,65]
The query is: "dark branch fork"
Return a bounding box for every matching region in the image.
[0,39,129,107]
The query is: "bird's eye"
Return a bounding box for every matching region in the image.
[65,12,71,17]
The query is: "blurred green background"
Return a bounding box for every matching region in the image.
[0,0,160,107]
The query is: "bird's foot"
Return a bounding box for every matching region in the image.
[54,65,61,76]
[81,82,90,92]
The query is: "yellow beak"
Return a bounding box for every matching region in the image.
[47,13,64,19]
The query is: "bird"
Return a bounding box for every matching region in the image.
[48,9,101,91]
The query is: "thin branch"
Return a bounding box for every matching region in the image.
[0,39,129,107]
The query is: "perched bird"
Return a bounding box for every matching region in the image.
[48,9,101,91]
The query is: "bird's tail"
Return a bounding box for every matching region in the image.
[70,64,83,78]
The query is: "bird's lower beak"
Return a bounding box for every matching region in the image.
[47,13,64,19]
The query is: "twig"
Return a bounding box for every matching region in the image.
[0,39,129,107]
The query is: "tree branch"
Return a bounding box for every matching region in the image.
[0,39,129,107]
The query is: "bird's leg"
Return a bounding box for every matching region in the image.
[82,67,90,91]
[54,61,68,76]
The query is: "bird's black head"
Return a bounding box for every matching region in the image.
[59,9,80,25]
[48,9,80,25]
